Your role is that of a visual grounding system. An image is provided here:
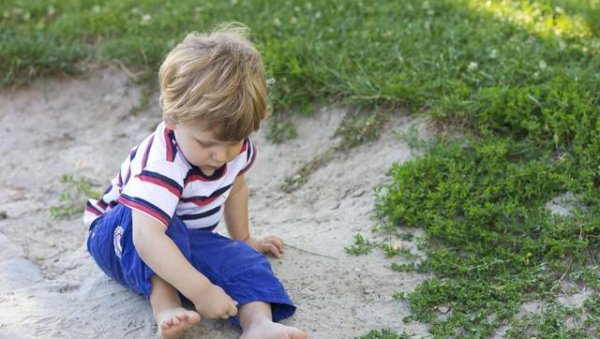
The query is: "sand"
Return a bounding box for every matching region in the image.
[0,68,430,338]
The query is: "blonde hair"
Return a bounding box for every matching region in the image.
[159,23,270,141]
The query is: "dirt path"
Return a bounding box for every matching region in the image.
[0,69,430,338]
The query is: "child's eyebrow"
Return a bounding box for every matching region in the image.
[196,137,242,146]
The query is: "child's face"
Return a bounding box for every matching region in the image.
[170,120,244,175]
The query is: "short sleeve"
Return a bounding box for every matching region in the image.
[118,160,184,227]
[238,139,257,176]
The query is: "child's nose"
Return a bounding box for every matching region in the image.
[213,146,235,162]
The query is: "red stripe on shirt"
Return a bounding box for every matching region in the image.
[85,204,102,216]
[138,174,182,197]
[183,195,219,207]
[164,128,175,162]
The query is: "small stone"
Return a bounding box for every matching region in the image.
[437,306,451,314]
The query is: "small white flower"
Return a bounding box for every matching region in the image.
[533,71,540,79]
[47,5,56,16]
[92,5,101,13]
[538,60,547,70]
[489,49,497,59]
[315,11,321,19]
[467,62,478,71]
[554,6,564,14]
[140,14,151,25]
[427,9,435,16]
[273,17,281,27]
[290,17,297,24]
[266,78,276,87]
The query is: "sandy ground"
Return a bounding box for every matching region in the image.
[0,68,431,338]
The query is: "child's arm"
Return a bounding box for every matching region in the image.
[224,175,284,257]
[131,210,238,319]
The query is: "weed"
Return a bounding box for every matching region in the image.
[335,109,389,149]
[356,329,413,339]
[280,149,334,193]
[127,72,156,116]
[345,233,375,256]
[49,175,99,219]
[281,108,390,192]
[394,124,429,151]
[266,119,298,144]
[505,301,597,338]
[390,263,416,273]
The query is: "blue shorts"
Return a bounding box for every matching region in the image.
[86,204,296,324]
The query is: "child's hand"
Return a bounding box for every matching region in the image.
[245,235,285,257]
[192,284,238,320]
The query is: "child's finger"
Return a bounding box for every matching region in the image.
[266,236,285,253]
[228,303,238,317]
[264,242,282,257]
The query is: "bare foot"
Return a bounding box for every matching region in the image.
[240,320,307,339]
[155,307,201,339]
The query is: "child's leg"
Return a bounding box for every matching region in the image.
[187,230,297,323]
[186,230,304,337]
[239,301,306,339]
[150,275,200,339]
[87,205,200,338]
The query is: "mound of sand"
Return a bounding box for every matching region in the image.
[0,69,429,338]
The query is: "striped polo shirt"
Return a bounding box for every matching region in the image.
[84,121,257,231]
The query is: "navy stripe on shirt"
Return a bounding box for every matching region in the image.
[179,206,221,220]
[180,184,232,204]
[138,170,183,197]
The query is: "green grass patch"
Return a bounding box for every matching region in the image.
[367,0,600,336]
[377,136,600,336]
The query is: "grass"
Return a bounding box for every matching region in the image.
[3,0,600,337]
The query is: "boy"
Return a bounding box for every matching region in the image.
[84,24,306,339]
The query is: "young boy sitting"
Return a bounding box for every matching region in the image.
[84,24,306,339]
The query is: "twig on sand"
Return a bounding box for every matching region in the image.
[286,244,338,261]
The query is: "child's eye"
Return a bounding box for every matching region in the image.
[197,139,214,147]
